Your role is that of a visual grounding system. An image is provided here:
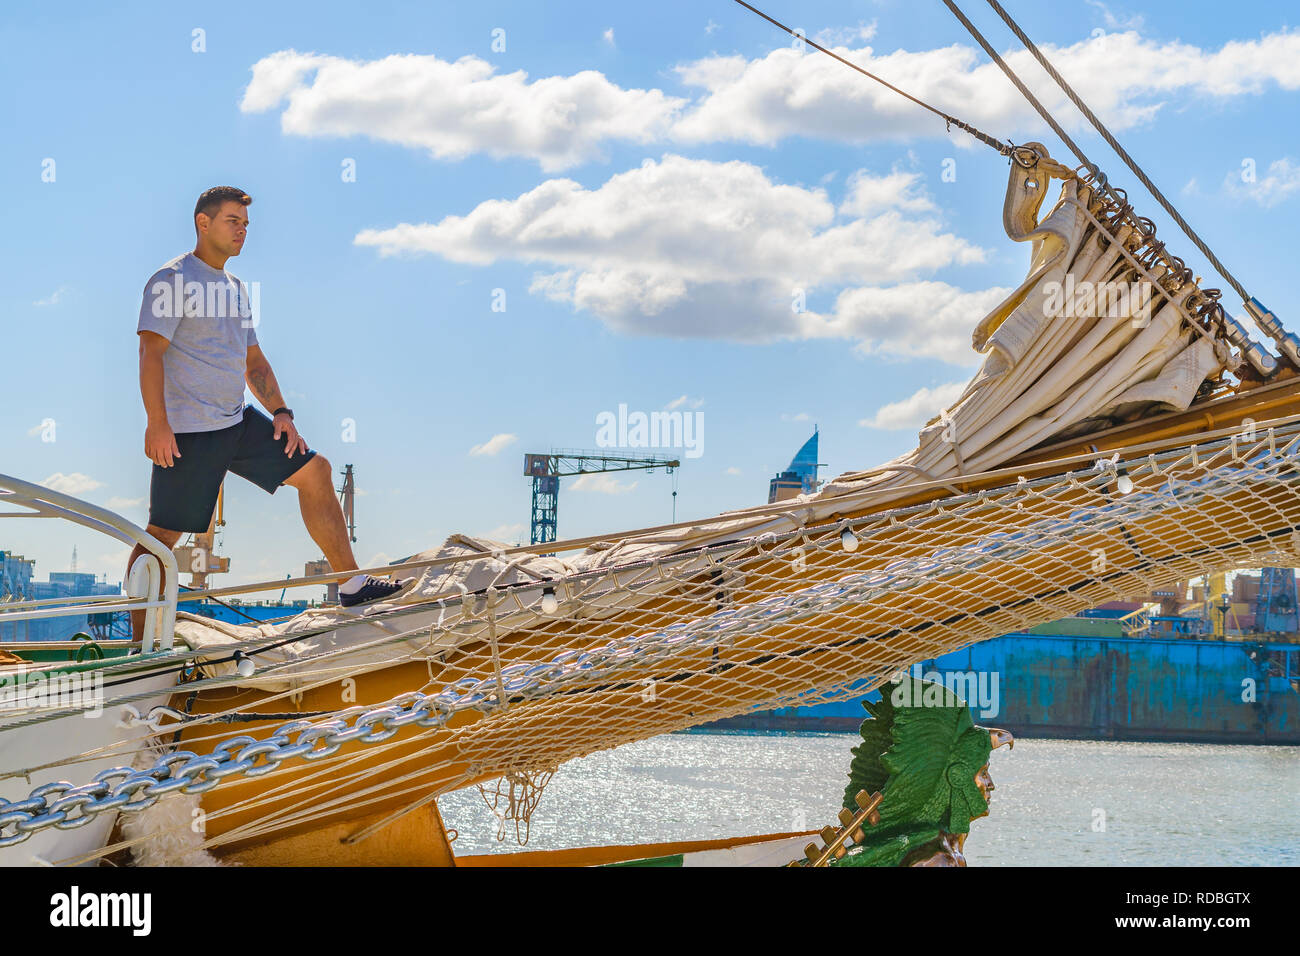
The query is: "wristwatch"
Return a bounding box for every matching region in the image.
[272,407,294,420]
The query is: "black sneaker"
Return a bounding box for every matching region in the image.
[339,575,415,608]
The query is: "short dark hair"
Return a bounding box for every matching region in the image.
[194,186,252,225]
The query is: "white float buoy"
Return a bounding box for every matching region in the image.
[840,528,859,552]
[540,586,559,615]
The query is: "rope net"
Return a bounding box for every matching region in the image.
[4,146,1299,864]
[12,420,1300,864]
[477,769,555,846]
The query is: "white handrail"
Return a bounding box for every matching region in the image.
[0,474,177,652]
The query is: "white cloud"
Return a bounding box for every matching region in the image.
[105,496,146,510]
[1224,158,1300,209]
[478,522,526,543]
[671,31,1300,147]
[570,473,638,494]
[357,155,990,358]
[781,412,811,422]
[665,394,704,410]
[603,28,615,47]
[827,281,1012,366]
[725,466,742,475]
[34,286,68,307]
[1084,0,1145,31]
[860,380,968,430]
[241,32,1300,169]
[40,473,104,495]
[97,548,130,573]
[705,19,720,36]
[811,23,878,48]
[469,433,518,457]
[240,49,684,171]
[838,169,935,217]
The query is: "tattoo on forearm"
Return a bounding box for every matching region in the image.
[246,363,285,412]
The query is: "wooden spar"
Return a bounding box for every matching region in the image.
[178,412,1300,853]
[176,375,1300,607]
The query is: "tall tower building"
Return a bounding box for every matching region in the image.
[768,428,823,503]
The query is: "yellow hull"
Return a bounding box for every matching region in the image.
[177,403,1300,860]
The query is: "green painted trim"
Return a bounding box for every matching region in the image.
[606,854,685,867]
[1,646,181,681]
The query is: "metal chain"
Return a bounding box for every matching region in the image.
[4,432,1291,849]
[2,619,703,848]
[0,693,456,848]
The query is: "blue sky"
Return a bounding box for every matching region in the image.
[2,0,1297,598]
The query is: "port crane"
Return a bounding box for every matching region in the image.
[304,464,358,604]
[524,450,680,546]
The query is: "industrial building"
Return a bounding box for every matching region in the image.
[0,550,121,642]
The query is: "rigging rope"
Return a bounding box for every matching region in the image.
[731,0,1016,157]
[940,2,1114,199]
[725,0,1281,389]
[969,0,1256,307]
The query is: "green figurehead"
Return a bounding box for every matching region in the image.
[824,676,1014,867]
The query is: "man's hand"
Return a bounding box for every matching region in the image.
[245,346,304,457]
[273,412,308,458]
[145,420,182,467]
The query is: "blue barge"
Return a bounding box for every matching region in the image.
[709,631,1300,745]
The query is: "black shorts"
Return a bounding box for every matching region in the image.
[148,406,317,532]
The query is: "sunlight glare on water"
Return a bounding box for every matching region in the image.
[438,733,1300,865]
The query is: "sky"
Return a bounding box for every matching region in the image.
[1,0,1297,600]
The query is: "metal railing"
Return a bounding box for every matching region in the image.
[0,473,176,652]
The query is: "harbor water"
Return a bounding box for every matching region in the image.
[438,732,1300,865]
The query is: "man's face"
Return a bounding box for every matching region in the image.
[198,201,249,257]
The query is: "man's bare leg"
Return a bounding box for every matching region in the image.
[127,524,182,641]
[284,455,359,575]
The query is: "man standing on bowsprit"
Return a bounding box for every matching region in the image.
[126,186,410,634]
